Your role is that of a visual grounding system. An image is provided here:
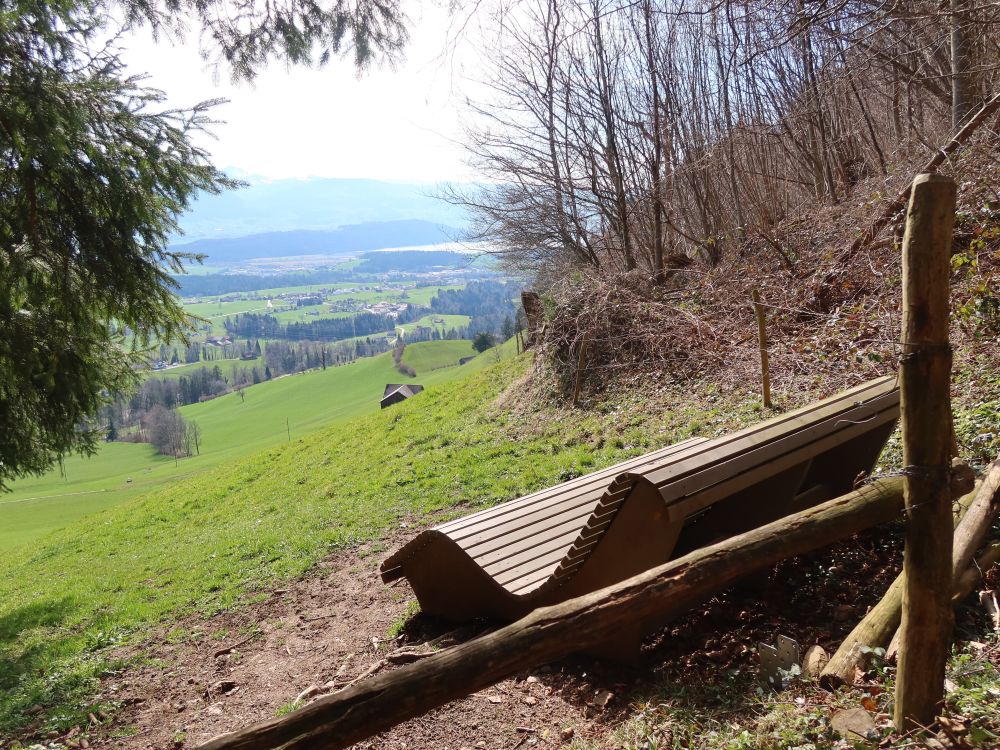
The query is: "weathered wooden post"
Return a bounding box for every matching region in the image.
[894,172,956,731]
[751,289,772,408]
[572,334,589,406]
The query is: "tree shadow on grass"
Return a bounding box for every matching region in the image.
[0,595,77,643]
[0,596,82,733]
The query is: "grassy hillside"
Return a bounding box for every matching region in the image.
[149,358,262,381]
[0,347,763,739]
[397,313,470,336]
[402,340,476,372]
[0,342,493,549]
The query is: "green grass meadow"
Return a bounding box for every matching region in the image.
[148,357,262,381]
[0,341,491,550]
[182,284,464,335]
[397,313,470,337]
[0,340,770,739]
[402,339,476,372]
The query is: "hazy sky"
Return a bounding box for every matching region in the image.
[120,4,479,182]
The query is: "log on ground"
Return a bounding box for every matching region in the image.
[196,478,904,750]
[820,474,980,689]
[886,459,1000,658]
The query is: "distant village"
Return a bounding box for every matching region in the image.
[154,284,454,371]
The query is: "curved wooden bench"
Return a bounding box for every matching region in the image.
[381,377,900,621]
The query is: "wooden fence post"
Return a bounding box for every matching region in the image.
[751,289,772,408]
[894,172,956,731]
[572,334,589,406]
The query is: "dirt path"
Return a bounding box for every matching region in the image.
[83,524,913,750]
[96,529,631,750]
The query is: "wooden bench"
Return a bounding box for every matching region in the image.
[381,377,899,622]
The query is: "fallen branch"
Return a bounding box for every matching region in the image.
[212,634,258,659]
[822,459,1000,687]
[197,478,905,750]
[949,460,1000,581]
[386,648,437,665]
[953,543,1000,604]
[835,91,1000,269]
[887,459,1000,659]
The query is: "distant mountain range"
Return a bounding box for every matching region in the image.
[174,175,470,242]
[171,220,465,263]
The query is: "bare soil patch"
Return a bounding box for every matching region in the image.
[78,518,991,750]
[90,524,632,750]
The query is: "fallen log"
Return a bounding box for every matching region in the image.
[819,574,903,690]
[953,543,1000,605]
[819,479,976,689]
[822,460,1000,687]
[197,478,904,750]
[835,91,1000,269]
[886,459,1000,658]
[950,460,1000,581]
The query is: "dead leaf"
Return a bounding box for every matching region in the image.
[938,715,969,737]
[593,689,614,708]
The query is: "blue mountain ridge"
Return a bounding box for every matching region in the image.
[174,175,471,243]
[171,220,466,263]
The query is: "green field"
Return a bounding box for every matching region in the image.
[402,339,476,372]
[268,308,356,326]
[181,283,464,335]
[397,313,470,337]
[0,339,768,738]
[0,341,494,549]
[400,285,462,305]
[148,357,263,380]
[184,298,272,320]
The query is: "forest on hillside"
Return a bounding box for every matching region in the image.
[3,1,1000,749]
[453,0,1000,407]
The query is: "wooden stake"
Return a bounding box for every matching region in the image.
[894,172,956,731]
[752,289,772,408]
[196,479,904,750]
[572,334,588,406]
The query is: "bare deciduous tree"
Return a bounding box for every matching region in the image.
[450,0,1000,282]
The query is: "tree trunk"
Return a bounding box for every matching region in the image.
[197,479,905,750]
[894,172,956,732]
[951,0,973,129]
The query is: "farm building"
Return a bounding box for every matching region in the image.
[380,383,424,409]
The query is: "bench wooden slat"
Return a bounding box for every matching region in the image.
[379,377,899,619]
[481,528,582,578]
[437,437,707,535]
[493,546,571,587]
[451,485,629,549]
[466,507,603,564]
